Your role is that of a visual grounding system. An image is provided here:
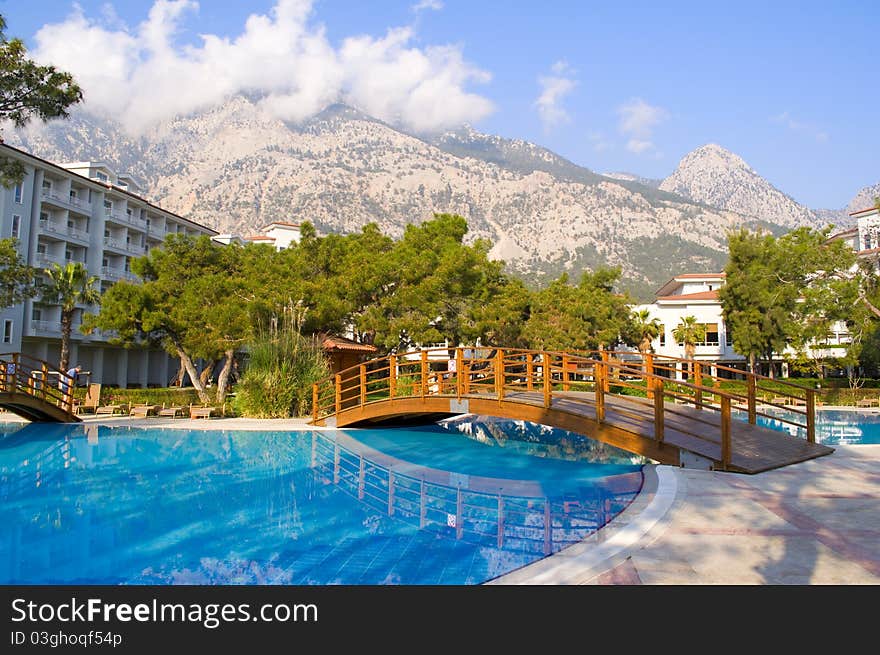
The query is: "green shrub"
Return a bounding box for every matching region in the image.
[233,329,329,418]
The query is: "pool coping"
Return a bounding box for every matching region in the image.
[487,464,677,585]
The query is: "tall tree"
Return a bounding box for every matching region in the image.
[40,262,100,372]
[0,15,83,187]
[672,315,706,363]
[0,237,36,308]
[629,308,662,357]
[720,226,858,377]
[522,267,633,351]
[83,235,251,405]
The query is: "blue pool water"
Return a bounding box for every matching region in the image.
[744,408,880,446]
[0,420,643,585]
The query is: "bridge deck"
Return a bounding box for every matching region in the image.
[321,390,833,474]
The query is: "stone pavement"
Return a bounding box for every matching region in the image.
[494,444,880,585]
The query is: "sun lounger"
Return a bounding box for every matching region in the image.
[129,404,159,417]
[157,404,186,418]
[95,404,123,415]
[75,383,102,415]
[189,405,218,419]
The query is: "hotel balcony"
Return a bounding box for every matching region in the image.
[100,266,138,283]
[41,190,91,215]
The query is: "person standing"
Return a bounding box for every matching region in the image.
[59,364,81,411]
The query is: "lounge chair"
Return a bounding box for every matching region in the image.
[770,396,789,406]
[96,403,122,415]
[157,403,186,418]
[189,404,218,419]
[129,403,159,417]
[75,383,102,415]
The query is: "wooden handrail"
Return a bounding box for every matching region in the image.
[310,346,816,462]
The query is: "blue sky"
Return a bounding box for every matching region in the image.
[2,0,877,209]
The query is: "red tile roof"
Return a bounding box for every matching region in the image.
[657,290,720,302]
[850,205,880,217]
[321,334,377,353]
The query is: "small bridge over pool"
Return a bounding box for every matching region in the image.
[310,347,833,474]
[0,353,81,423]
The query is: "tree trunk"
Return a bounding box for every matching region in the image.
[748,352,756,375]
[199,360,215,386]
[172,340,210,404]
[171,360,186,387]
[214,350,235,406]
[59,309,73,372]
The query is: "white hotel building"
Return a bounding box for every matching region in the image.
[0,142,217,387]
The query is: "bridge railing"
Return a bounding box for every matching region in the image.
[0,352,78,417]
[312,347,817,466]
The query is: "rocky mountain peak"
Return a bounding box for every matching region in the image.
[659,143,819,228]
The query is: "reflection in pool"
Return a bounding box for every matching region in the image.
[0,420,643,584]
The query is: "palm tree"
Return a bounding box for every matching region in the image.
[41,262,100,372]
[672,315,707,374]
[631,308,661,357]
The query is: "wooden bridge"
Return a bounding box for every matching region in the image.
[310,347,834,474]
[0,353,81,423]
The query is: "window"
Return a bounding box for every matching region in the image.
[13,183,22,203]
[104,229,110,238]
[31,307,41,321]
[70,189,77,200]
[42,180,51,191]
[65,249,73,261]
[39,211,49,222]
[701,323,720,346]
[96,171,108,182]
[103,199,112,213]
[102,257,109,268]
[11,214,20,238]
[2,320,12,344]
[725,328,733,347]
[36,243,47,255]
[126,208,133,217]
[707,284,714,291]
[658,324,665,347]
[67,219,75,229]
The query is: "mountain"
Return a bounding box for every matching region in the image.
[602,172,663,189]
[848,182,880,214]
[658,144,826,230]
[7,99,802,301]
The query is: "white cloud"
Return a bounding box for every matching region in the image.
[535,60,576,130]
[772,111,829,143]
[412,0,444,11]
[31,0,492,135]
[587,130,610,153]
[617,97,668,154]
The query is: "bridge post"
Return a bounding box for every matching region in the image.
[496,349,505,401]
[420,350,428,399]
[562,353,570,392]
[334,374,342,415]
[526,356,534,392]
[721,395,732,469]
[653,377,665,444]
[806,389,816,443]
[41,363,48,400]
[542,352,551,409]
[600,350,610,393]
[595,360,605,422]
[747,373,757,425]
[463,362,471,394]
[312,383,318,422]
[456,348,463,400]
[12,353,20,393]
[0,361,5,392]
[645,353,654,400]
[694,362,703,410]
[389,355,397,398]
[359,364,367,407]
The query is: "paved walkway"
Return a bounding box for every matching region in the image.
[495,444,880,584]
[8,414,879,584]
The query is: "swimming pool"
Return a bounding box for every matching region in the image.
[743,408,880,445]
[0,420,643,585]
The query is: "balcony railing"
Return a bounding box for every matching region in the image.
[100,267,138,283]
[42,189,91,213]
